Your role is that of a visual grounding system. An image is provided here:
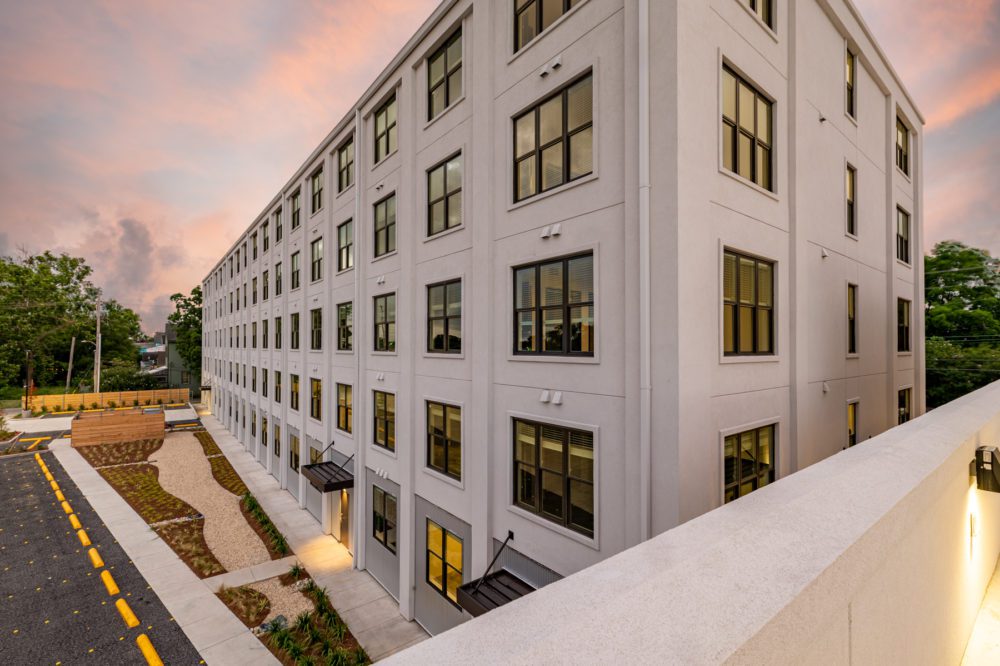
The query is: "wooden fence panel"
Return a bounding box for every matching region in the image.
[24,388,189,411]
[71,410,165,447]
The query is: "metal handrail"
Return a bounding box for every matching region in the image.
[472,530,514,596]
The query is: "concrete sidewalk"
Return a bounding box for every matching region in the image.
[49,439,278,666]
[200,413,428,661]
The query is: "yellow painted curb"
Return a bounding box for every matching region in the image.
[100,570,119,596]
[38,461,48,472]
[44,472,53,482]
[50,481,60,492]
[60,501,73,514]
[115,598,139,628]
[34,453,41,462]
[68,514,82,530]
[77,529,91,547]
[55,490,65,502]
[135,634,164,666]
[87,547,104,569]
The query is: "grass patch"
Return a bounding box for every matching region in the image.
[193,430,222,456]
[155,518,226,578]
[76,438,164,468]
[262,581,369,666]
[218,584,271,627]
[209,454,249,497]
[98,464,198,524]
[241,492,291,559]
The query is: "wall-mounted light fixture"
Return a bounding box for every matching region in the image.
[973,446,1000,493]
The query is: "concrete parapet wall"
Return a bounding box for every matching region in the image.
[387,380,1000,665]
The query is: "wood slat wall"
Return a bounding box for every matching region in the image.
[23,389,190,411]
[71,411,165,447]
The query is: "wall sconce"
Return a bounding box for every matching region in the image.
[973,446,1000,492]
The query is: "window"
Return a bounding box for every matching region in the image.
[235,286,240,311]
[514,253,593,355]
[275,208,283,242]
[236,249,241,273]
[275,262,283,296]
[723,250,774,355]
[514,73,593,202]
[311,167,323,213]
[743,0,773,28]
[291,190,301,229]
[895,118,909,175]
[338,220,354,271]
[309,446,322,465]
[724,424,775,503]
[428,154,462,236]
[374,294,396,352]
[310,238,323,282]
[374,194,396,258]
[252,277,258,304]
[310,308,322,350]
[847,284,858,355]
[374,95,397,164]
[261,416,268,448]
[263,221,270,252]
[846,164,857,236]
[289,435,300,472]
[338,302,353,351]
[262,319,269,350]
[291,252,301,290]
[722,66,773,191]
[847,401,858,448]
[274,316,282,350]
[514,0,583,52]
[274,371,282,404]
[373,487,397,553]
[428,29,462,119]
[252,367,257,393]
[290,374,299,411]
[428,280,462,353]
[338,139,354,192]
[337,383,353,433]
[897,298,911,353]
[252,322,257,349]
[896,207,910,264]
[252,232,258,260]
[426,520,462,604]
[373,391,395,451]
[262,270,269,300]
[845,47,856,118]
[310,378,322,421]
[291,312,300,350]
[274,424,281,457]
[898,388,912,424]
[262,369,268,398]
[427,401,461,480]
[513,418,594,537]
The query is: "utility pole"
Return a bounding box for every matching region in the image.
[65,336,76,391]
[94,298,102,392]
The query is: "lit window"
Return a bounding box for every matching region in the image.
[845,48,856,118]
[847,284,858,355]
[846,164,857,235]
[290,375,299,411]
[374,293,396,352]
[337,383,352,433]
[724,424,775,503]
[373,391,395,451]
[426,520,462,604]
[427,401,461,480]
[310,378,322,421]
[847,401,858,447]
[722,66,773,191]
[723,250,774,355]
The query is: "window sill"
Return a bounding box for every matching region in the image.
[309,208,323,220]
[719,354,780,365]
[369,444,398,461]
[895,166,912,184]
[371,250,398,265]
[506,0,590,65]
[334,426,353,439]
[372,149,399,171]
[733,0,779,43]
[335,349,354,355]
[371,350,399,357]
[335,266,355,277]
[422,466,464,490]
[717,167,779,201]
[423,95,466,131]
[846,353,859,360]
[335,183,354,201]
[507,505,598,551]
[896,259,912,269]
[422,350,465,360]
[897,352,913,357]
[845,231,859,241]
[508,172,598,212]
[506,353,599,365]
[422,224,464,244]
[844,110,858,128]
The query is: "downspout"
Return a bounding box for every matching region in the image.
[352,106,365,570]
[638,0,652,542]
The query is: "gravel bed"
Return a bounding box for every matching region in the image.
[249,577,314,626]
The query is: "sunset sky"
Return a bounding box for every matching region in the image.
[1,0,997,330]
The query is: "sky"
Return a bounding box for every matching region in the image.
[0,0,997,331]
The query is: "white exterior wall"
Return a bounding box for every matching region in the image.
[200,0,924,634]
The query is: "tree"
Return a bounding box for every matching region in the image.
[167,286,202,382]
[100,358,159,392]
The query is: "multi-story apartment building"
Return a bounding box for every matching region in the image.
[201,0,924,635]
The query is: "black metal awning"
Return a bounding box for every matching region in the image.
[301,462,354,492]
[456,569,535,617]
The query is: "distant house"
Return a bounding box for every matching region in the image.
[139,326,198,395]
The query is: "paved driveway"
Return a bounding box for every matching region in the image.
[0,451,204,664]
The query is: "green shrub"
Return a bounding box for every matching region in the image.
[91,402,100,409]
[108,401,117,408]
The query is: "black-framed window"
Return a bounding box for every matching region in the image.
[427,401,461,480]
[290,312,300,350]
[338,302,353,351]
[289,435,300,472]
[428,154,462,236]
[337,383,352,433]
[262,319,269,350]
[290,374,299,411]
[290,190,301,229]
[261,416,268,448]
[263,220,270,252]
[724,424,775,503]
[513,418,594,537]
[262,270,269,300]
[428,29,462,119]
[514,0,582,52]
[896,207,910,264]
[252,232,258,260]
[897,298,911,353]
[373,390,395,451]
[426,519,462,604]
[338,220,354,271]
[373,486,397,554]
[236,248,241,273]
[274,424,281,456]
[514,73,593,202]
[310,378,322,421]
[847,284,858,355]
[236,286,240,311]
[310,308,322,350]
[722,65,773,191]
[743,0,773,28]
[311,238,323,282]
[275,208,283,242]
[252,277,258,304]
[374,194,396,258]
[374,293,396,352]
[846,47,856,118]
[723,250,774,355]
[291,252,301,290]
[252,322,257,349]
[274,371,282,404]
[898,388,911,424]
[428,279,462,353]
[274,316,282,350]
[896,118,909,175]
[514,252,594,355]
[846,164,857,235]
[311,167,323,213]
[251,367,257,393]
[847,401,858,447]
[338,138,354,192]
[374,95,397,164]
[275,262,283,296]
[262,368,268,398]
[309,445,322,465]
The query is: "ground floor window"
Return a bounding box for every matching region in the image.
[289,435,300,472]
[847,402,858,447]
[898,388,912,424]
[372,486,397,554]
[426,519,462,604]
[724,424,775,503]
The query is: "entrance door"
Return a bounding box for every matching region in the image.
[339,490,351,553]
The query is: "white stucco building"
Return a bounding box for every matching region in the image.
[201,0,924,635]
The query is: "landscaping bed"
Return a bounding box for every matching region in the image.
[76,438,164,467]
[98,464,199,524]
[154,518,226,578]
[242,492,290,560]
[217,584,271,627]
[193,429,222,456]
[209,453,249,496]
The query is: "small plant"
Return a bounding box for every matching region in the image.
[40,404,48,413]
[286,642,304,660]
[289,562,305,580]
[91,402,100,409]
[353,646,367,665]
[145,399,152,406]
[108,401,117,408]
[133,399,139,406]
[294,611,312,633]
[157,398,163,405]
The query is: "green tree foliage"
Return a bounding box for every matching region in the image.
[167,286,202,381]
[925,241,1000,408]
[0,251,144,391]
[100,358,159,392]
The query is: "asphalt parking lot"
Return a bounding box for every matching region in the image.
[0,451,203,664]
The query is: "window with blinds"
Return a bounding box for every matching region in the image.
[427,401,462,480]
[723,250,774,355]
[722,66,773,191]
[514,252,594,356]
[724,424,775,503]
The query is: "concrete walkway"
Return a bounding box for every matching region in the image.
[49,439,278,666]
[201,413,428,661]
[203,555,299,592]
[964,554,1000,664]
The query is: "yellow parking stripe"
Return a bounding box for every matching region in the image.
[55,490,65,502]
[101,570,120,596]
[77,529,91,547]
[87,548,104,569]
[135,634,164,666]
[115,599,140,628]
[69,514,82,530]
[60,501,73,514]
